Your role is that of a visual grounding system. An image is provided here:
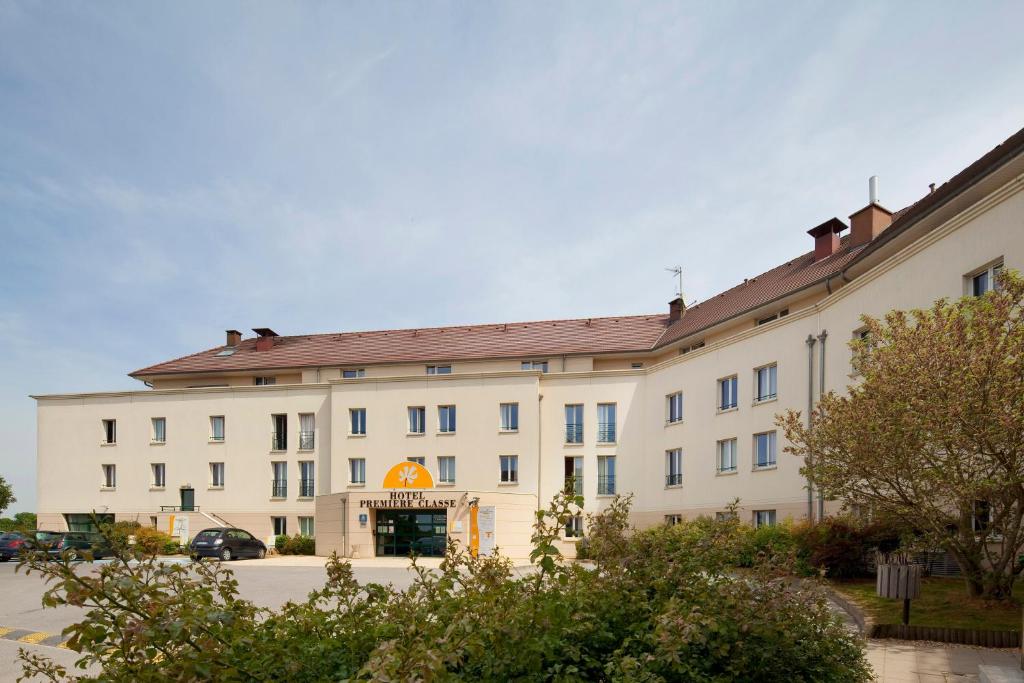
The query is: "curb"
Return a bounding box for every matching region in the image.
[0,626,71,650]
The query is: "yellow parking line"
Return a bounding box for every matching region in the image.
[18,631,53,645]
[0,627,12,638]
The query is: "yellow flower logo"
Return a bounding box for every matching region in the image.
[398,465,418,487]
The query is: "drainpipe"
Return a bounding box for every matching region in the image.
[537,392,544,510]
[817,330,828,521]
[805,334,816,524]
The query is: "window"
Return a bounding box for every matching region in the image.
[299,516,315,537]
[717,438,738,473]
[210,462,225,487]
[754,364,777,402]
[969,260,1003,296]
[349,458,366,485]
[597,403,616,443]
[753,431,777,469]
[679,340,705,355]
[753,510,777,527]
[408,407,426,434]
[102,419,116,444]
[666,392,683,424]
[521,360,549,372]
[564,456,583,494]
[665,449,683,487]
[500,455,518,484]
[426,365,452,375]
[756,309,789,326]
[565,404,583,443]
[665,514,683,526]
[598,455,616,495]
[500,403,519,432]
[298,413,315,449]
[565,515,583,538]
[151,463,165,488]
[718,376,738,411]
[350,408,366,435]
[407,456,426,465]
[210,416,225,441]
[151,417,166,443]
[254,376,277,386]
[272,516,287,536]
[102,464,116,488]
[271,462,287,497]
[342,369,365,378]
[438,456,455,484]
[438,405,457,433]
[271,414,287,450]
[299,461,314,497]
[630,362,644,369]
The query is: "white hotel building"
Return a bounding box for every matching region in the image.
[33,126,1024,559]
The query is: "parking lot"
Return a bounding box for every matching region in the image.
[0,556,449,682]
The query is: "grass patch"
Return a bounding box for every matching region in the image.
[830,577,1021,632]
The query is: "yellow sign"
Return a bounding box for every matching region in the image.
[469,505,479,558]
[382,461,435,489]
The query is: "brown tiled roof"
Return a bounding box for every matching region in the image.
[130,314,671,377]
[132,125,1024,379]
[655,236,867,347]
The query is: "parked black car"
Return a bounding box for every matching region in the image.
[38,531,112,561]
[0,532,29,561]
[190,528,267,561]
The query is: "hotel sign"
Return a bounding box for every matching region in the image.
[359,491,458,509]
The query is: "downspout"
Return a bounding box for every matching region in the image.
[805,334,817,524]
[537,391,544,511]
[817,330,828,521]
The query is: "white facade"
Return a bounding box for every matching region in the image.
[33,138,1024,558]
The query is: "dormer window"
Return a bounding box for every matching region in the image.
[757,309,789,325]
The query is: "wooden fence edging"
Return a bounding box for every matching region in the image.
[869,623,1020,648]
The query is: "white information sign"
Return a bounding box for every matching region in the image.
[171,515,190,544]
[478,506,496,557]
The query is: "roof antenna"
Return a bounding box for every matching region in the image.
[665,266,684,301]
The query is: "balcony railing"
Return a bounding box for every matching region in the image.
[210,434,225,442]
[299,431,315,450]
[597,423,616,443]
[271,479,287,498]
[565,424,583,444]
[598,475,616,496]
[665,473,683,487]
[719,401,737,411]
[563,476,583,495]
[159,505,201,512]
[718,464,738,474]
[299,478,315,497]
[755,392,777,402]
[271,432,287,451]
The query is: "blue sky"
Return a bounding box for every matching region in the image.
[2,2,1023,513]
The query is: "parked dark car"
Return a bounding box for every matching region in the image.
[190,528,267,561]
[0,532,29,561]
[37,531,112,561]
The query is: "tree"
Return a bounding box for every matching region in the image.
[0,476,14,515]
[779,270,1024,600]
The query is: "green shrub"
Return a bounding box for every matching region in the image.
[275,534,315,555]
[274,534,288,553]
[794,516,902,579]
[15,496,870,682]
[736,520,799,569]
[131,527,175,556]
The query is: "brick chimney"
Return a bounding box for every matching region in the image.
[807,218,846,262]
[668,297,685,323]
[226,329,242,347]
[849,176,893,246]
[252,328,278,351]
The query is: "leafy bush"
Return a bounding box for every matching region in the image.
[131,527,176,556]
[793,516,902,579]
[0,512,37,532]
[274,534,315,555]
[736,520,800,570]
[15,495,870,682]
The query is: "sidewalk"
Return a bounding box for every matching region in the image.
[866,639,1018,682]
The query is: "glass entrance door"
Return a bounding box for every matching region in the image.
[375,510,447,557]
